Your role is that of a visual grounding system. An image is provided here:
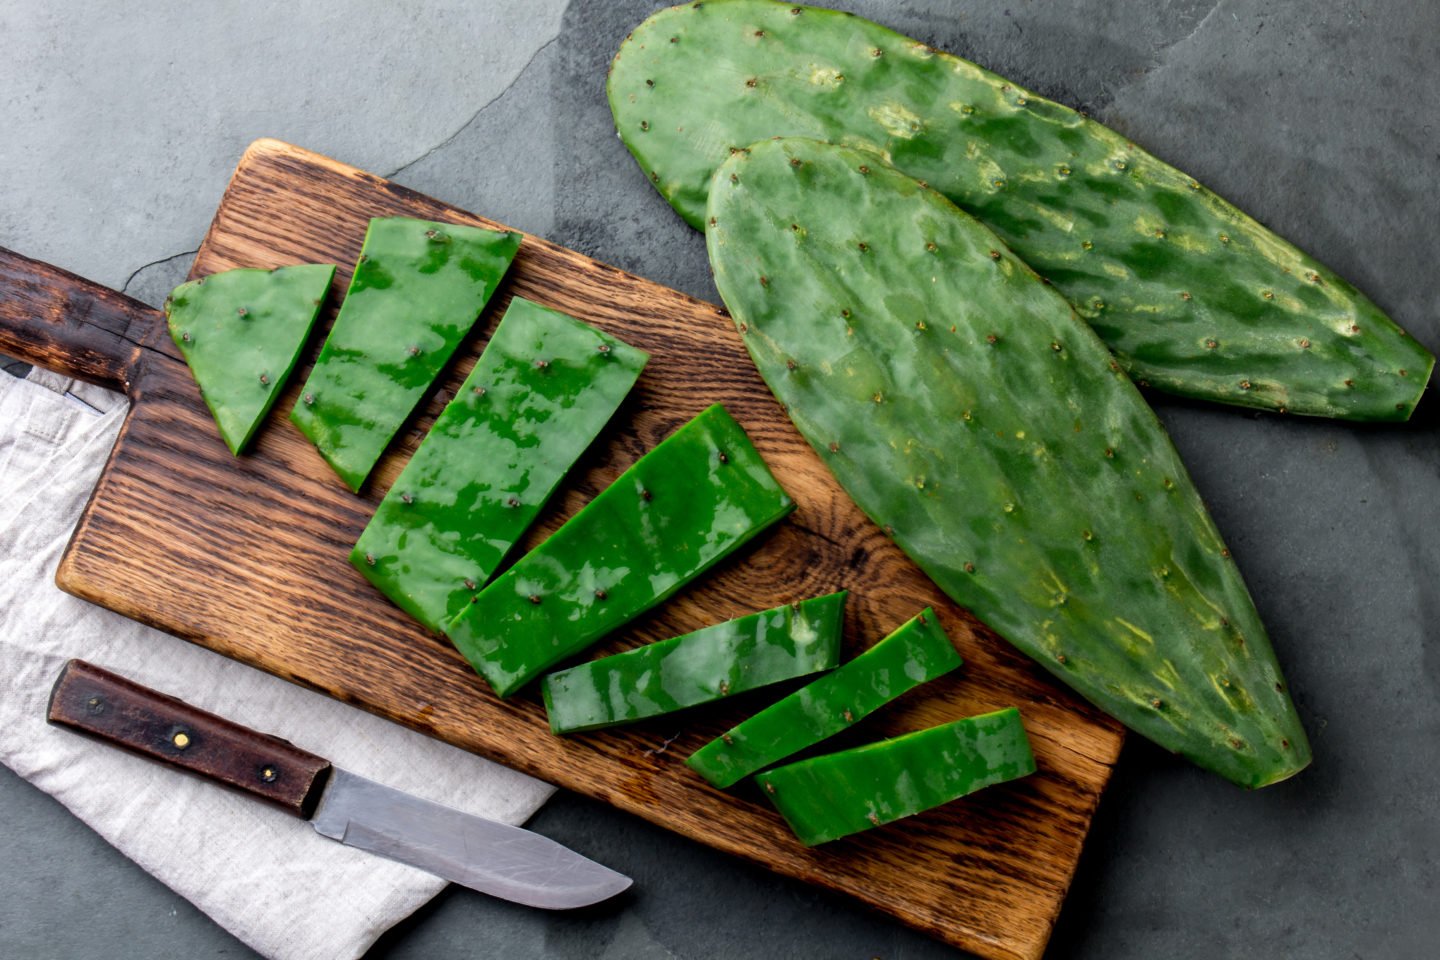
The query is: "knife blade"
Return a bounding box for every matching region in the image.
[45,659,631,909]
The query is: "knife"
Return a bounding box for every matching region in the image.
[45,659,631,909]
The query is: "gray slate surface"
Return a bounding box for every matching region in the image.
[3,1,1438,958]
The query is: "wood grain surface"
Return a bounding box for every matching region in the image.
[18,139,1123,960]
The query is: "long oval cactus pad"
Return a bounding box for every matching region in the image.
[707,137,1309,787]
[610,0,1433,420]
[351,296,648,633]
[542,591,846,734]
[756,706,1036,846]
[291,217,521,490]
[445,404,795,697]
[164,263,335,454]
[688,607,962,789]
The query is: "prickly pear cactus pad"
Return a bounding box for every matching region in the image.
[542,591,846,734]
[164,263,335,455]
[707,137,1310,788]
[445,404,795,697]
[609,0,1434,420]
[290,217,522,491]
[350,297,648,634]
[755,706,1036,847]
[687,607,962,789]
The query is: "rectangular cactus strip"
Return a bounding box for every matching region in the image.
[755,706,1036,847]
[164,263,335,455]
[687,607,961,789]
[350,297,648,634]
[290,217,522,491]
[706,137,1310,788]
[445,404,795,697]
[542,591,846,735]
[609,0,1434,421]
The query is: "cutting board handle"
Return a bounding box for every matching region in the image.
[0,246,164,397]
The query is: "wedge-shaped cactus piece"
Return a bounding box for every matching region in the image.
[351,297,648,634]
[446,404,795,697]
[708,137,1311,788]
[290,217,522,490]
[610,0,1434,420]
[164,264,335,454]
[542,592,845,734]
[756,706,1035,846]
[688,607,960,788]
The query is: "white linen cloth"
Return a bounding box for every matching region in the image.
[0,368,555,960]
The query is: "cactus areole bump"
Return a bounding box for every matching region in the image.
[688,607,962,788]
[290,217,522,491]
[164,263,335,455]
[542,591,846,734]
[445,404,795,697]
[351,297,648,634]
[706,137,1310,788]
[609,0,1433,420]
[755,706,1037,846]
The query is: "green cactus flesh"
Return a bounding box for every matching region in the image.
[445,404,795,697]
[755,706,1036,846]
[290,217,522,491]
[542,591,845,735]
[350,297,648,634]
[164,264,335,455]
[688,607,961,789]
[609,0,1433,421]
[707,137,1311,788]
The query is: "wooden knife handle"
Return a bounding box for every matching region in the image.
[0,246,162,395]
[46,659,332,818]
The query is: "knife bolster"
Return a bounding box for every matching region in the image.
[47,659,332,818]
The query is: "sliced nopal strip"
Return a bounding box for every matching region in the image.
[687,607,961,789]
[707,137,1309,788]
[351,297,648,634]
[542,591,846,734]
[445,404,795,697]
[164,263,335,455]
[610,0,1433,420]
[755,706,1036,846]
[290,217,522,491]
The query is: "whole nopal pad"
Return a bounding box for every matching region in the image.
[755,707,1036,847]
[706,138,1310,788]
[688,607,962,789]
[164,263,335,454]
[445,404,795,698]
[610,1,1434,420]
[351,297,648,634]
[542,592,846,735]
[290,217,522,491]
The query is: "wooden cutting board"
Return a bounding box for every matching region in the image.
[0,139,1123,960]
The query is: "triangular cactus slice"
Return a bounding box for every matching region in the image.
[707,137,1311,788]
[164,263,336,455]
[290,217,522,491]
[351,296,648,634]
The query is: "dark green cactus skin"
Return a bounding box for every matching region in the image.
[164,264,335,455]
[707,138,1311,788]
[755,706,1035,846]
[609,0,1434,421]
[445,404,795,697]
[290,217,522,491]
[350,297,648,634]
[541,591,845,734]
[687,607,961,789]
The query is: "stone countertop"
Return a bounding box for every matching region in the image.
[3,2,1437,958]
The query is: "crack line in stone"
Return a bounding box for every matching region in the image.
[120,248,198,296]
[385,35,558,181]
